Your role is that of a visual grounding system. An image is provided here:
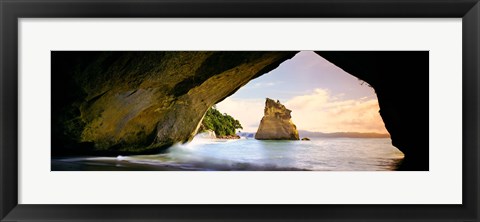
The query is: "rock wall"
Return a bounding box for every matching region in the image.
[52,51,297,155]
[255,98,300,140]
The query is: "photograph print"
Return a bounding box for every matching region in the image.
[51,51,428,171]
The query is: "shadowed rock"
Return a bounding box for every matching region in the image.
[52,51,297,155]
[255,98,300,140]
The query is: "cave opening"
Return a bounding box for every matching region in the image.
[214,51,390,137]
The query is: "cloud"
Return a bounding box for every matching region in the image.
[216,88,388,134]
[284,89,388,133]
[215,98,265,132]
[244,81,282,89]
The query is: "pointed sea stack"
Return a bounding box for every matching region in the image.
[255,98,300,140]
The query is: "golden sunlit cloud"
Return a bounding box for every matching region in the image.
[285,88,388,134]
[216,88,388,134]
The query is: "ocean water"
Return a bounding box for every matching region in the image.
[52,136,405,171]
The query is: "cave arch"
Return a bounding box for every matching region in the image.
[51,51,428,170]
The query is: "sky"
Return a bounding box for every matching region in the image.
[215,51,388,134]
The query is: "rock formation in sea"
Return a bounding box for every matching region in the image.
[254,98,300,140]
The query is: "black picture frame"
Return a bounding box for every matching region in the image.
[1,0,479,221]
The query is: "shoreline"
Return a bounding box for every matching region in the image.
[215,135,241,139]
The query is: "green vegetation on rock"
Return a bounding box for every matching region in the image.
[200,107,243,137]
